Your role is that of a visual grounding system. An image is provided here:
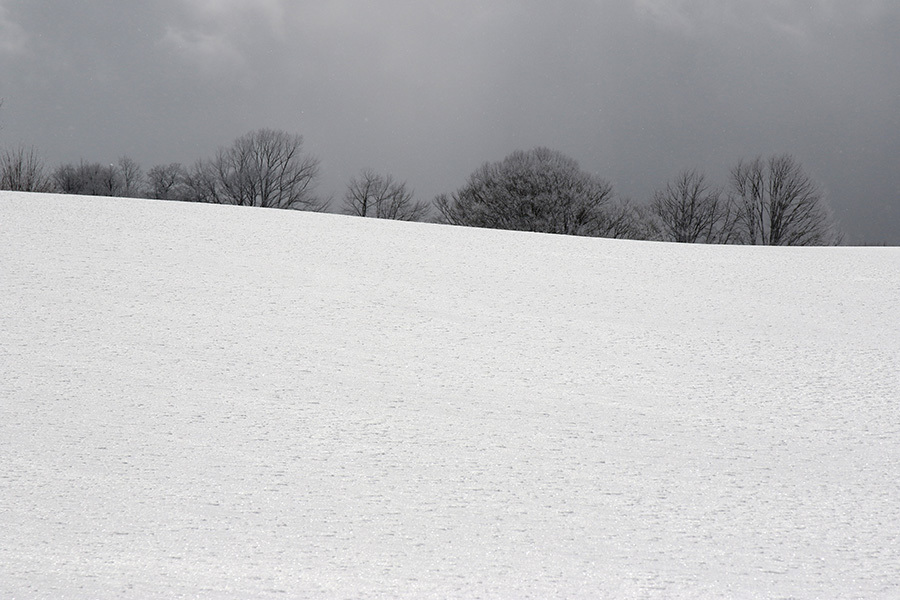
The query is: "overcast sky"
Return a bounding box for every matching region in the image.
[1,0,898,243]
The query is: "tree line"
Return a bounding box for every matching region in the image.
[435,147,840,245]
[0,123,840,245]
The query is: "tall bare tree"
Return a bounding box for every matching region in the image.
[435,147,615,236]
[0,144,52,192]
[651,169,737,243]
[729,154,839,245]
[343,169,429,220]
[209,129,327,210]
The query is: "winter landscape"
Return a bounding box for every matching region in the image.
[2,191,899,598]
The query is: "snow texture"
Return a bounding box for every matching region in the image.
[2,191,899,598]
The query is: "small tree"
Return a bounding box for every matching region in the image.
[99,163,121,196]
[53,161,122,196]
[117,156,145,197]
[343,169,429,220]
[651,169,737,243]
[729,154,839,245]
[0,144,52,192]
[209,129,327,210]
[180,159,223,204]
[605,199,662,241]
[52,163,81,194]
[147,163,187,200]
[58,162,124,196]
[435,147,615,236]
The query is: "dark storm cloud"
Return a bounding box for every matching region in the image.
[1,0,898,242]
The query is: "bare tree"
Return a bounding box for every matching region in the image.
[651,169,737,243]
[54,162,98,195]
[52,161,123,196]
[99,163,122,196]
[147,163,187,200]
[0,144,53,192]
[435,147,615,236]
[729,154,839,245]
[208,129,327,210]
[602,199,663,241]
[177,160,217,203]
[343,169,429,220]
[52,163,82,194]
[117,156,145,197]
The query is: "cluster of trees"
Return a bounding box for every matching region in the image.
[436,148,840,245]
[644,159,839,245]
[0,119,840,245]
[0,127,424,219]
[0,129,328,210]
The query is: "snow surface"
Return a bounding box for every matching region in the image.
[2,191,899,599]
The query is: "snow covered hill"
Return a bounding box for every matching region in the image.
[2,191,899,598]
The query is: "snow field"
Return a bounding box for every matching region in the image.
[1,192,899,598]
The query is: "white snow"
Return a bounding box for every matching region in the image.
[1,191,899,598]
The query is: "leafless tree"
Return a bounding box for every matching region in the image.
[179,159,223,203]
[99,163,122,196]
[52,163,81,194]
[0,144,53,192]
[117,156,145,197]
[651,169,737,243]
[52,161,122,196]
[435,147,615,236]
[343,169,429,221]
[147,163,187,200]
[602,199,663,241]
[207,129,327,210]
[729,154,839,245]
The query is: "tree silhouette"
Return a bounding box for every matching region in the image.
[343,169,428,220]
[435,147,615,236]
[729,154,839,245]
[651,169,736,243]
[206,129,327,210]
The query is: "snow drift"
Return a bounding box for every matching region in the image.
[2,191,899,598]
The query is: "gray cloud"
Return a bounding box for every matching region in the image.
[1,0,898,242]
